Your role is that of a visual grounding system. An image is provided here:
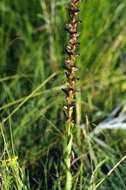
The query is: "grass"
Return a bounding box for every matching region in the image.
[0,0,126,189]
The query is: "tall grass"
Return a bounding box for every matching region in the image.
[0,0,126,189]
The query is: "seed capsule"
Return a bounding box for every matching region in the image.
[69,33,80,45]
[63,105,69,111]
[65,44,76,55]
[72,66,78,72]
[69,7,80,13]
[65,23,78,34]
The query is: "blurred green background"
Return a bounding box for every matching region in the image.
[1,0,126,189]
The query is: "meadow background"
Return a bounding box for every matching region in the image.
[0,0,126,189]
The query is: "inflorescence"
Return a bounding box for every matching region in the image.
[63,0,80,129]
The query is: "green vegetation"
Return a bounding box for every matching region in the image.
[0,0,126,189]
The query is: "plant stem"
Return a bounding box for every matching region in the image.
[63,1,80,189]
